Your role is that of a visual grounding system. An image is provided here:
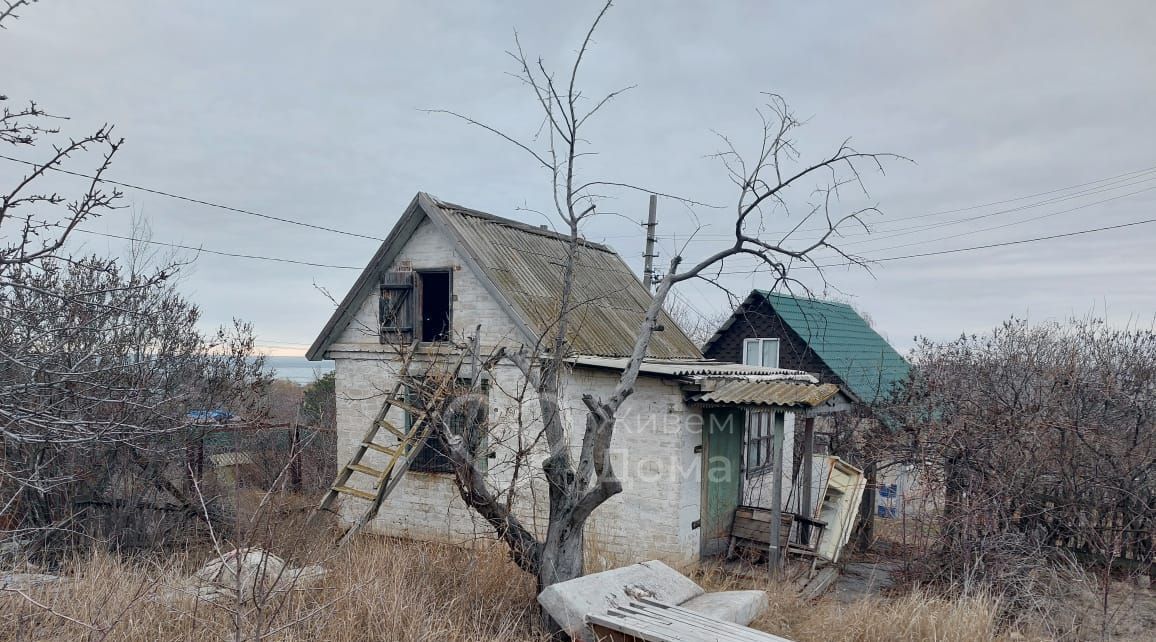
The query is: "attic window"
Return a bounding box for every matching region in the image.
[743,338,780,368]
[378,269,453,343]
[417,269,452,342]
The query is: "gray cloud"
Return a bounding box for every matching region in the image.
[2,1,1153,354]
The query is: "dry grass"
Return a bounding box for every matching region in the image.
[693,564,1005,642]
[788,591,1001,642]
[5,517,1150,641]
[1,536,546,642]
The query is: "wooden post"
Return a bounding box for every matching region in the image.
[800,416,815,545]
[856,461,877,552]
[769,411,785,578]
[196,431,204,482]
[290,421,303,491]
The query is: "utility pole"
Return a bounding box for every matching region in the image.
[641,194,658,290]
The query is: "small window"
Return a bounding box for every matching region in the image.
[742,338,780,368]
[418,270,452,342]
[406,378,488,474]
[746,410,783,474]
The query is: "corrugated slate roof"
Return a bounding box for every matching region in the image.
[433,201,701,358]
[689,381,841,409]
[568,355,816,381]
[307,193,701,360]
[432,199,701,358]
[758,291,909,403]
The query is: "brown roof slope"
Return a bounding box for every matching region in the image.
[433,199,702,359]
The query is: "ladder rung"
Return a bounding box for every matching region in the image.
[332,485,377,501]
[386,399,425,416]
[363,441,400,456]
[378,419,406,438]
[347,463,386,477]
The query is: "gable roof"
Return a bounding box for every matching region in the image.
[307,192,702,360]
[704,290,909,404]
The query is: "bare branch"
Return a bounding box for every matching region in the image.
[419,109,553,171]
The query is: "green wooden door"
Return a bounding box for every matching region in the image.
[701,407,745,557]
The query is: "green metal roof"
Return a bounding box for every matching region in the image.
[757,291,909,403]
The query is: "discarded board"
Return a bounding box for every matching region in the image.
[537,560,766,642]
[798,566,839,601]
[587,598,793,642]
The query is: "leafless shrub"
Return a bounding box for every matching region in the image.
[876,317,1156,637]
[1,4,271,553]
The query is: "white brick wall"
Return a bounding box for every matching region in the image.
[332,357,703,564]
[562,370,702,564]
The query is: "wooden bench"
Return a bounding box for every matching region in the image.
[728,505,827,561]
[587,598,793,642]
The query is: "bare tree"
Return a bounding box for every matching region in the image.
[1,3,271,551]
[664,296,730,348]
[424,0,902,602]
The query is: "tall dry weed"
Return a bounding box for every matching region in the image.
[11,526,1135,641]
[0,536,547,642]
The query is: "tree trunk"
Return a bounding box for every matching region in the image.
[538,521,585,629]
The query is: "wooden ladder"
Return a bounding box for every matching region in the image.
[311,341,471,546]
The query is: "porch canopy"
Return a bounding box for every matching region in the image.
[568,355,850,568]
[567,355,849,414]
[687,380,843,413]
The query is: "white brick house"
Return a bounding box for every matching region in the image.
[307,193,842,564]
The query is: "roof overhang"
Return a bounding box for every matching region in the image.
[567,355,817,381]
[687,381,843,412]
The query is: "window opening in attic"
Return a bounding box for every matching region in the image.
[418,269,452,342]
[743,338,780,368]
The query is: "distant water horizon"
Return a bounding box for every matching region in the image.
[261,356,334,384]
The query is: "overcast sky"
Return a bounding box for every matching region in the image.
[3,1,1155,356]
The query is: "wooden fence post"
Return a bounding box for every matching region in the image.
[290,421,303,492]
